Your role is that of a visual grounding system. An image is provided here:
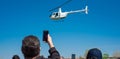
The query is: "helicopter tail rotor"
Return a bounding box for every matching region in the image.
[85,6,88,14]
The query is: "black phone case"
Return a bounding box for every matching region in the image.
[43,30,49,42]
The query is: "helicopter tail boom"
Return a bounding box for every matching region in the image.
[67,5,88,14]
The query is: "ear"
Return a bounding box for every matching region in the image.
[40,47,41,50]
[39,47,41,50]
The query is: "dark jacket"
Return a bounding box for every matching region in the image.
[36,47,60,59]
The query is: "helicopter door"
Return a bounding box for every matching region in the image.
[55,13,59,17]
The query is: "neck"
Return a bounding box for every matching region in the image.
[25,54,40,59]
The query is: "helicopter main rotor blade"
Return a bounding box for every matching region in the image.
[49,0,72,12]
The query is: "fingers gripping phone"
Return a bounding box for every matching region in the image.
[43,30,49,42]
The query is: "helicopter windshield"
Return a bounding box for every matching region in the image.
[50,12,56,17]
[52,12,56,15]
[50,12,59,18]
[52,12,59,16]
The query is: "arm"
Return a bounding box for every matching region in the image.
[47,34,60,59]
[47,34,54,48]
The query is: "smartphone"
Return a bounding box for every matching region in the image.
[43,30,49,42]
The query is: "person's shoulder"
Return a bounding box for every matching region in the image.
[39,56,51,59]
[36,55,44,59]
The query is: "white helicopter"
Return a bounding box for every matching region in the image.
[49,0,88,20]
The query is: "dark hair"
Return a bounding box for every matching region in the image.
[86,48,102,59]
[12,55,20,59]
[21,35,40,58]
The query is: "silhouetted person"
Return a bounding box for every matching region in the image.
[12,55,20,59]
[118,58,120,59]
[21,34,60,59]
[86,48,102,59]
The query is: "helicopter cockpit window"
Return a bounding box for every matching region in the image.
[53,13,56,15]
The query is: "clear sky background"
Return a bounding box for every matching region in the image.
[0,0,120,59]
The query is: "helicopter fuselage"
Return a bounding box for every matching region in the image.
[50,12,68,20]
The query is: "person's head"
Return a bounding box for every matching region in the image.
[21,35,40,58]
[86,48,102,59]
[12,55,20,59]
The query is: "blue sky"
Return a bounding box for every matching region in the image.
[0,0,120,59]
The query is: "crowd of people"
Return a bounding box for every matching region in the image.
[12,32,102,59]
